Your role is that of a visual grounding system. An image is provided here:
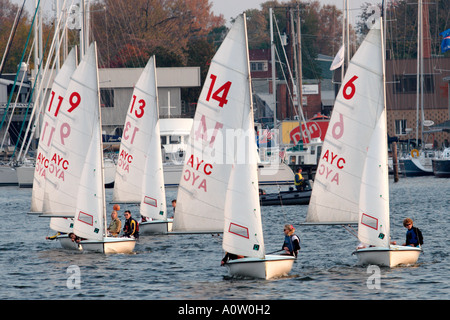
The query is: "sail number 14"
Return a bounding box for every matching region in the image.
[205,74,232,108]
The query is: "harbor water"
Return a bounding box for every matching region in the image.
[0,176,448,301]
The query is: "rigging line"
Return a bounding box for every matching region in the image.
[1,39,35,156]
[0,0,40,135]
[114,0,146,67]
[0,3,23,76]
[104,1,143,68]
[18,0,75,161]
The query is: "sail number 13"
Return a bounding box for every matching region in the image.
[205,74,232,108]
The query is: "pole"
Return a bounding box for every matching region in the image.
[270,8,277,130]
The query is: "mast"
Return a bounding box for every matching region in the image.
[270,8,277,130]
[415,0,423,147]
[291,4,310,144]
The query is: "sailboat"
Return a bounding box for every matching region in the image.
[305,16,421,267]
[65,43,135,253]
[221,14,295,279]
[112,55,171,234]
[398,0,436,177]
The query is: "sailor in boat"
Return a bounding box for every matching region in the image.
[123,210,139,239]
[107,210,122,237]
[282,224,300,257]
[220,252,245,266]
[46,231,64,241]
[170,199,176,218]
[294,168,305,191]
[402,218,423,247]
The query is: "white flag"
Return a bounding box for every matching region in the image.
[330,45,344,70]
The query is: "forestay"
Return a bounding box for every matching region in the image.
[305,19,385,225]
[173,15,251,232]
[113,56,160,204]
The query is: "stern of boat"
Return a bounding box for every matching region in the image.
[140,219,173,235]
[355,245,421,267]
[80,237,136,254]
[225,255,295,279]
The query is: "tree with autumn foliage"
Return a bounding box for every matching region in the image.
[90,0,225,68]
[0,0,31,74]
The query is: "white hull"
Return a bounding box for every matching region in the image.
[163,162,294,187]
[0,165,17,186]
[57,234,82,250]
[225,255,295,279]
[79,237,136,254]
[16,165,34,188]
[355,245,421,267]
[140,219,173,235]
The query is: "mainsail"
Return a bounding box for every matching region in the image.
[172,15,251,232]
[138,57,167,221]
[305,19,385,225]
[30,48,77,215]
[41,42,99,219]
[71,43,104,240]
[113,56,161,204]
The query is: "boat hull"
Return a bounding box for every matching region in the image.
[432,159,450,178]
[163,162,294,187]
[140,219,173,235]
[260,190,311,206]
[225,255,295,279]
[57,234,82,250]
[399,158,433,177]
[79,237,136,254]
[16,165,34,188]
[0,165,18,186]
[355,245,421,267]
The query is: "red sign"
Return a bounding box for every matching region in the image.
[289,120,329,145]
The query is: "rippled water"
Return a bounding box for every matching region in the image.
[0,176,448,301]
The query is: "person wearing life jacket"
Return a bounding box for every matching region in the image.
[123,210,139,239]
[294,167,305,191]
[282,224,301,257]
[402,218,423,247]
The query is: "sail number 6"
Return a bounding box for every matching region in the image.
[343,75,358,100]
[205,74,232,108]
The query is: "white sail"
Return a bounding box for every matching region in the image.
[358,109,390,247]
[42,43,100,218]
[30,48,77,216]
[71,43,104,241]
[113,57,160,204]
[73,118,104,241]
[173,15,251,232]
[138,57,167,220]
[305,19,385,224]
[223,118,264,259]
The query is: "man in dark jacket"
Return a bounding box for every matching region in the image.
[123,210,139,239]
